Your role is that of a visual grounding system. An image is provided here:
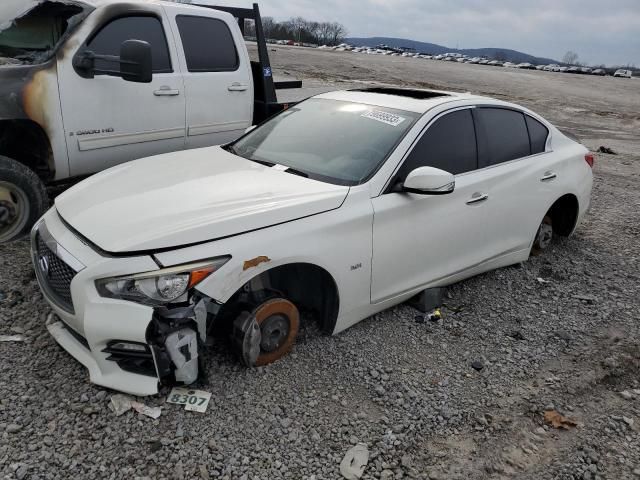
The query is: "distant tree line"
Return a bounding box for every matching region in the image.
[245,17,348,46]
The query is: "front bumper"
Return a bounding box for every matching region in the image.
[32,209,162,396]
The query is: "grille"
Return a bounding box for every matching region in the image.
[35,233,76,313]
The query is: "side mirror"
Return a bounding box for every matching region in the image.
[120,40,152,83]
[73,39,152,83]
[403,166,455,195]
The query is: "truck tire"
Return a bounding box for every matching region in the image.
[0,155,48,243]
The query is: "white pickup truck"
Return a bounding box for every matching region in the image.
[0,0,297,242]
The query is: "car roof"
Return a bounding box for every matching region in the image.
[314,88,487,114]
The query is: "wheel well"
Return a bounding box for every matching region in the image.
[222,263,340,335]
[548,194,579,237]
[0,120,53,181]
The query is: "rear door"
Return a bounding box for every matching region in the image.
[58,7,186,176]
[472,107,559,258]
[165,6,254,149]
[371,108,493,303]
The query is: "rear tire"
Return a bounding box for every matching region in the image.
[531,215,553,256]
[0,155,48,243]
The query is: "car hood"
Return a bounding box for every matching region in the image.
[55,146,349,253]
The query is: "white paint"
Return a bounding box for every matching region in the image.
[35,91,593,395]
[45,1,253,176]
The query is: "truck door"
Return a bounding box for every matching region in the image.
[57,7,186,176]
[165,6,254,149]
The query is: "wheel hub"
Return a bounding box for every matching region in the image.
[0,200,17,228]
[536,222,553,250]
[0,182,28,240]
[259,314,290,353]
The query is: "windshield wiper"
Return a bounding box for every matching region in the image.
[284,167,309,178]
[224,144,276,167]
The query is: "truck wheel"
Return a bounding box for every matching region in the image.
[531,215,553,256]
[0,156,48,242]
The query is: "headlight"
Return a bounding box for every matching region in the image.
[96,257,230,305]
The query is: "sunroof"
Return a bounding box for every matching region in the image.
[351,87,449,99]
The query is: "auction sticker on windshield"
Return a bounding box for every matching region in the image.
[362,110,406,127]
[167,387,212,413]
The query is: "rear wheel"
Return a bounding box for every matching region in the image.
[0,156,48,243]
[531,215,553,255]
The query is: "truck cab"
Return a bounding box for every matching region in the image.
[0,0,290,242]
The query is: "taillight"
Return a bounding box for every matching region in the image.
[585,153,594,168]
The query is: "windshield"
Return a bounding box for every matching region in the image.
[0,2,86,64]
[228,99,420,186]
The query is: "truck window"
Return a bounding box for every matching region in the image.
[84,16,172,74]
[176,16,239,72]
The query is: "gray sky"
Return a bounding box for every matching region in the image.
[261,0,640,66]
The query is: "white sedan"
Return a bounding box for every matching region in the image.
[32,88,593,395]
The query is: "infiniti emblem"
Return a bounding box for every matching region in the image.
[39,254,50,277]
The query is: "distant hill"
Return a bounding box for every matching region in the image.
[345,37,559,64]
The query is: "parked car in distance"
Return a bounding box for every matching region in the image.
[567,66,581,74]
[517,63,536,69]
[613,69,633,78]
[591,69,606,76]
[488,60,504,67]
[32,87,594,395]
[580,67,592,74]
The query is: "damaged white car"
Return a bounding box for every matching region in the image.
[32,88,593,395]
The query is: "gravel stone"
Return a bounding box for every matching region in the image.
[1,46,640,480]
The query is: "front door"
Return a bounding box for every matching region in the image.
[371,108,491,303]
[58,7,186,176]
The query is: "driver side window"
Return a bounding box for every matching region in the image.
[81,15,172,75]
[395,109,478,184]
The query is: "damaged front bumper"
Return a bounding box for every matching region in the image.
[31,209,207,396]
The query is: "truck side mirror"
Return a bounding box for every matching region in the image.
[120,40,152,83]
[73,40,152,83]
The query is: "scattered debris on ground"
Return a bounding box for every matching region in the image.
[544,410,579,430]
[339,443,369,479]
[598,145,617,154]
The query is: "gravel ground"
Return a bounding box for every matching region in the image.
[1,47,640,480]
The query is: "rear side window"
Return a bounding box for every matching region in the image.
[396,109,477,180]
[176,16,238,72]
[475,108,531,167]
[86,16,172,74]
[525,115,549,154]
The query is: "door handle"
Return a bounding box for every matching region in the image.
[466,193,489,205]
[228,83,249,92]
[154,86,180,96]
[540,171,557,182]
